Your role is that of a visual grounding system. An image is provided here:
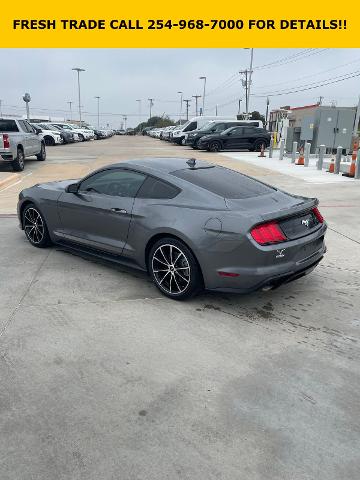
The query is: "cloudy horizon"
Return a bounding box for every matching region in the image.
[1,48,359,128]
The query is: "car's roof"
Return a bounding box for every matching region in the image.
[107,157,213,175]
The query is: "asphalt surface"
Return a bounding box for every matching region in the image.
[1,136,360,479]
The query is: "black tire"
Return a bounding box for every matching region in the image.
[22,203,51,248]
[148,237,203,300]
[253,139,267,152]
[78,134,85,142]
[36,143,46,161]
[11,147,25,171]
[208,141,222,152]
[44,136,55,146]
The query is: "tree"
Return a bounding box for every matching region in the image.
[135,115,176,132]
[250,111,265,123]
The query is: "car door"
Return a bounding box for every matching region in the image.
[222,127,244,149]
[23,121,40,154]
[17,120,32,156]
[57,168,147,255]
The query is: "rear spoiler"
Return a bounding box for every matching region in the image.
[260,197,318,223]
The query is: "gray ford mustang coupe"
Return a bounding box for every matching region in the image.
[18,157,326,299]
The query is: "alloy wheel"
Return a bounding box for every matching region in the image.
[152,244,191,295]
[24,207,45,244]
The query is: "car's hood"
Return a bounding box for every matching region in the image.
[199,134,218,141]
[37,179,80,191]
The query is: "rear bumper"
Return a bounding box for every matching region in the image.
[201,225,327,293]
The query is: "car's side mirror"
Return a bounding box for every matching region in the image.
[66,183,79,193]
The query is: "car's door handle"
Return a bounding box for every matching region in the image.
[111,208,128,214]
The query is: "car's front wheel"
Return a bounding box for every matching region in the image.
[253,139,267,152]
[149,238,202,300]
[22,204,51,248]
[208,141,222,152]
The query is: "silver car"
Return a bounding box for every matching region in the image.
[17,157,327,299]
[0,117,46,171]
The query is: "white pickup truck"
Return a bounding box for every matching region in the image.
[0,117,46,171]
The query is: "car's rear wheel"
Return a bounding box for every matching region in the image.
[149,238,202,300]
[22,204,51,248]
[253,139,267,152]
[11,147,25,171]
[36,143,46,161]
[208,141,222,152]
[79,134,85,142]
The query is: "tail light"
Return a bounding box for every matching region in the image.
[251,221,286,245]
[3,134,10,149]
[312,207,324,223]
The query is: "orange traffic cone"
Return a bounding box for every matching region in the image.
[342,142,358,177]
[296,147,304,165]
[258,144,266,157]
[328,157,335,173]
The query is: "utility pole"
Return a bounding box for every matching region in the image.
[148,98,154,120]
[94,96,100,128]
[192,95,201,116]
[353,95,360,137]
[72,67,85,126]
[199,76,206,115]
[265,97,270,129]
[136,99,142,126]
[240,70,249,116]
[123,115,127,130]
[0,99,2,117]
[247,48,254,116]
[178,91,183,124]
[215,104,218,116]
[183,99,191,121]
[67,101,73,122]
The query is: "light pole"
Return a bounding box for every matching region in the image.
[72,67,85,126]
[94,96,100,128]
[136,99,142,126]
[238,99,242,117]
[199,76,206,115]
[123,115,127,130]
[192,95,201,116]
[67,101,73,122]
[0,99,2,117]
[148,98,154,120]
[177,91,183,124]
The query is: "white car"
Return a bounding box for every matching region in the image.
[51,123,94,141]
[31,123,63,146]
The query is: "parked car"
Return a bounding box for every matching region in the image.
[38,123,77,144]
[186,120,265,149]
[30,123,63,146]
[0,117,46,171]
[125,128,136,136]
[197,126,271,152]
[115,129,126,135]
[172,116,237,145]
[51,123,94,142]
[18,157,326,300]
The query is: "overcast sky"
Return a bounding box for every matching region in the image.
[1,48,360,127]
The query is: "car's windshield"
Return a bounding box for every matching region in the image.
[198,122,213,131]
[48,125,62,132]
[220,127,236,135]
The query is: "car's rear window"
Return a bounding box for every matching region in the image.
[171,166,275,199]
[0,120,19,132]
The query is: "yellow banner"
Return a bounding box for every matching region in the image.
[0,2,354,48]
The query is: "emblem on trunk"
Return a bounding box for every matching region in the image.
[276,249,285,258]
[302,219,310,227]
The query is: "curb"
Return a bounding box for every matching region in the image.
[0,173,20,190]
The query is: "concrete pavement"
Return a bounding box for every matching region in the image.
[0,136,360,479]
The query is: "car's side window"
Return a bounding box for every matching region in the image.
[136,176,180,199]
[229,127,243,135]
[79,169,146,198]
[24,121,36,133]
[18,120,29,133]
[214,123,225,132]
